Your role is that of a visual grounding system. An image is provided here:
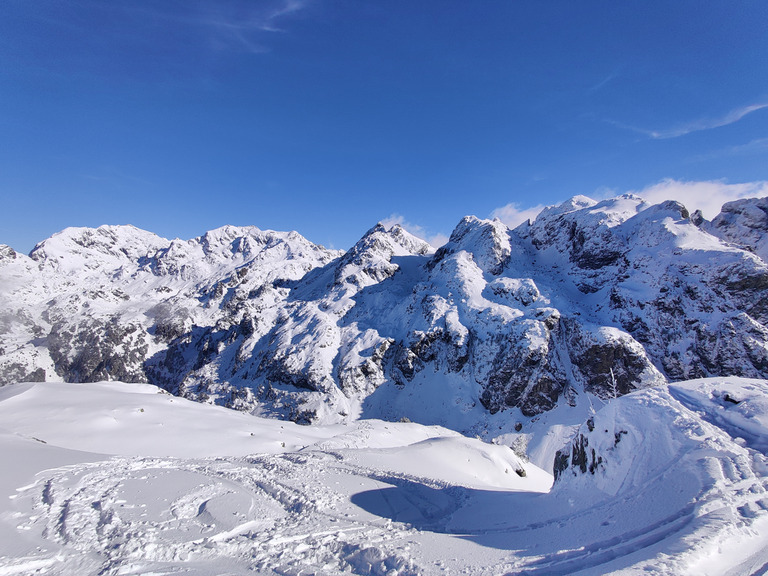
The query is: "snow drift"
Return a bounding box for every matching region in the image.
[1,378,767,575]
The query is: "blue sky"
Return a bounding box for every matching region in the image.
[2,0,767,252]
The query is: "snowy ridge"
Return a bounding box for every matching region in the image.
[0,224,341,393]
[1,194,767,432]
[705,196,768,263]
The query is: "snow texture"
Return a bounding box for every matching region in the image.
[0,378,767,575]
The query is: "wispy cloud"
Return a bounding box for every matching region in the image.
[200,0,308,33]
[610,102,768,140]
[589,66,624,93]
[630,179,768,219]
[191,0,312,53]
[689,137,768,163]
[381,214,448,247]
[82,167,156,189]
[590,74,616,92]
[110,0,311,55]
[489,202,546,228]
[263,0,309,28]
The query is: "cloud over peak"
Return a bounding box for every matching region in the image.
[489,202,547,228]
[381,214,448,248]
[632,179,768,219]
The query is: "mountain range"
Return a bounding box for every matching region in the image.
[2,194,767,437]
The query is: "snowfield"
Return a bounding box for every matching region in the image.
[1,379,767,575]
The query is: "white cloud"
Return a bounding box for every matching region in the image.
[654,103,768,139]
[427,233,450,247]
[612,102,768,140]
[632,179,768,219]
[380,214,448,248]
[489,202,546,228]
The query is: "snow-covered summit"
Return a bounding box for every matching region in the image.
[430,215,512,275]
[2,193,767,433]
[27,225,166,276]
[333,222,432,286]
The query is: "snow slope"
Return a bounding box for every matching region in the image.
[1,378,767,575]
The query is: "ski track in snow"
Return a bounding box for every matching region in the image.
[5,447,768,576]
[6,452,428,576]
[2,379,768,575]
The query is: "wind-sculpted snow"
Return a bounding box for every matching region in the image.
[1,194,768,430]
[0,381,544,576]
[2,379,768,575]
[551,378,768,575]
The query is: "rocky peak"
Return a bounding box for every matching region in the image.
[350,223,431,257]
[197,225,264,259]
[705,197,768,262]
[0,244,17,263]
[430,216,511,275]
[334,223,431,286]
[523,195,647,270]
[386,224,433,256]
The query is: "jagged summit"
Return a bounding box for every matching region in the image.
[705,196,768,261]
[431,216,511,275]
[1,194,767,433]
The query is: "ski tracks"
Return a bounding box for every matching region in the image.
[2,451,422,575]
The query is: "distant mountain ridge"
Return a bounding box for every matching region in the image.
[1,195,767,434]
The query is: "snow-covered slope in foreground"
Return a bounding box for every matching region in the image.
[1,379,768,575]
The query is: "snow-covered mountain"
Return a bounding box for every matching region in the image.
[2,195,767,434]
[2,195,768,575]
[0,224,340,393]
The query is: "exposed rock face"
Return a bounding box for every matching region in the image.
[704,197,768,262]
[47,317,150,383]
[564,321,663,399]
[0,245,17,263]
[1,194,767,431]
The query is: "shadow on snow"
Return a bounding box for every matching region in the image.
[351,474,701,576]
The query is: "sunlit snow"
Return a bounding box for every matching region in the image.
[1,378,767,575]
